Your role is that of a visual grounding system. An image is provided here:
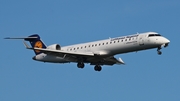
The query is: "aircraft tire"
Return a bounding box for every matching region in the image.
[77,62,85,68]
[94,65,102,71]
[158,51,162,55]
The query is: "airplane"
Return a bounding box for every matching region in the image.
[5,32,170,71]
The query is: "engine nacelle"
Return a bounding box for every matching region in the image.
[47,44,61,50]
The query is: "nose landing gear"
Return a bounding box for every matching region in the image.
[157,47,162,55]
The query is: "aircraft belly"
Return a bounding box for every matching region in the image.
[109,42,157,54]
[40,55,70,63]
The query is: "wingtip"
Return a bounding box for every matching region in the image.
[118,58,125,64]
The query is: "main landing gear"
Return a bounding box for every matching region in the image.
[77,62,102,72]
[94,65,102,72]
[77,62,85,68]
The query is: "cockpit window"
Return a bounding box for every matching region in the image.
[148,34,161,37]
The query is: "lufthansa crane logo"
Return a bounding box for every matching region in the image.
[34,41,43,53]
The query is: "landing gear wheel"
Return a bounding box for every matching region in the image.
[157,47,162,55]
[94,65,102,71]
[158,51,162,55]
[77,62,85,68]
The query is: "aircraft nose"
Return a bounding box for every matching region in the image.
[32,56,36,60]
[166,39,170,43]
[164,38,170,44]
[163,38,170,47]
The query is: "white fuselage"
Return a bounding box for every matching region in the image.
[34,32,170,63]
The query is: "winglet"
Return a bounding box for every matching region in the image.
[118,58,125,64]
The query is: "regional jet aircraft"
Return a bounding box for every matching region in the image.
[5,32,170,71]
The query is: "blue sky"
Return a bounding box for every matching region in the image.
[0,0,179,101]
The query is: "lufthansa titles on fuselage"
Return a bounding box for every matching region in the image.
[110,34,139,45]
[110,34,138,41]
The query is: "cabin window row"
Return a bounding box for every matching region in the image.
[67,37,136,51]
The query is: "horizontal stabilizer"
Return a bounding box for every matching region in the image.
[5,34,46,55]
[4,37,38,40]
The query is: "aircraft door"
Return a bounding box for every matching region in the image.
[139,35,144,46]
[86,44,91,52]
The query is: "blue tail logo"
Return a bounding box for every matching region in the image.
[25,34,47,55]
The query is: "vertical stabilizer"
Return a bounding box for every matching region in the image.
[24,34,47,55]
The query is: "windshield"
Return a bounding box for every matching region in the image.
[148,34,161,37]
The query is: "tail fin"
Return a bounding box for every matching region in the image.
[5,34,47,55]
[24,34,47,55]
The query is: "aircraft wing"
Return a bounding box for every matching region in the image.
[104,56,125,65]
[27,47,94,57]
[28,47,125,65]
[90,56,125,65]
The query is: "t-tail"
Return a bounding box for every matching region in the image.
[5,34,47,55]
[25,34,46,55]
